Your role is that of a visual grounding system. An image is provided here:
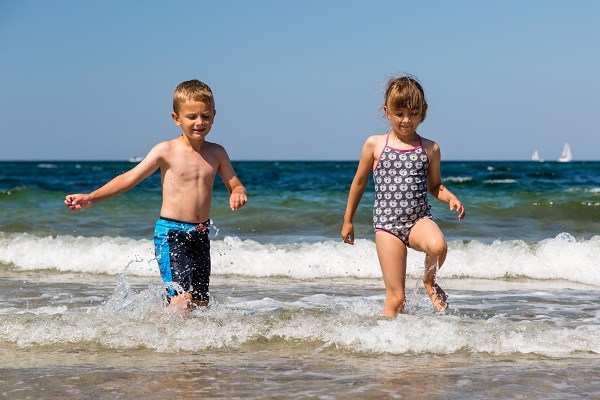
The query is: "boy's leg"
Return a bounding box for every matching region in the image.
[375,231,408,317]
[408,218,448,311]
[154,219,211,308]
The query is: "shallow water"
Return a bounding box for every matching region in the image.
[1,269,599,399]
[1,160,599,398]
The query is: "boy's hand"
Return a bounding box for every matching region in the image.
[64,194,93,211]
[229,190,248,211]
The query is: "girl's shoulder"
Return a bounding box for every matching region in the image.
[418,135,441,161]
[364,133,388,146]
[418,136,439,151]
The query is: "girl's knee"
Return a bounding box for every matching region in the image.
[427,237,447,258]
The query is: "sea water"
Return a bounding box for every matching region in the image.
[1,160,599,399]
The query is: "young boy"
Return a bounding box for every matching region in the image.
[65,79,248,308]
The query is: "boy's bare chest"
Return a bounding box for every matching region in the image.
[166,157,218,183]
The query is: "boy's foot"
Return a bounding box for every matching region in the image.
[168,294,192,309]
[425,283,448,312]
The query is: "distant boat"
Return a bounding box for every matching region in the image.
[531,150,544,162]
[557,143,572,162]
[128,156,143,163]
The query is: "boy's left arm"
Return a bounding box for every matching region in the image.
[427,142,465,221]
[216,146,248,211]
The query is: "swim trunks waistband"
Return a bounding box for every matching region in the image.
[158,216,210,229]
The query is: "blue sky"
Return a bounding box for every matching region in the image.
[1,0,599,161]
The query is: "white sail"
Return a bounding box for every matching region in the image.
[531,150,543,162]
[557,143,572,162]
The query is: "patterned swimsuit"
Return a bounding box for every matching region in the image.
[373,134,432,245]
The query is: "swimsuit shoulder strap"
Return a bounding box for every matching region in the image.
[374,133,391,172]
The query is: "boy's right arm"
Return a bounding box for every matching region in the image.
[64,143,166,211]
[341,137,376,244]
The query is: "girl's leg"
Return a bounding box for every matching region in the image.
[408,218,449,311]
[375,231,408,317]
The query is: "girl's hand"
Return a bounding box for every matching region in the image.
[341,222,355,245]
[449,198,465,221]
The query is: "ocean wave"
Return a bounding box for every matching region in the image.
[1,284,598,357]
[445,176,473,183]
[1,232,599,286]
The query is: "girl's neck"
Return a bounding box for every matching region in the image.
[389,130,419,147]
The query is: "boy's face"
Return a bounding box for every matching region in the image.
[385,107,422,136]
[172,101,216,140]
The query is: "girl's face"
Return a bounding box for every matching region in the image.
[385,107,422,137]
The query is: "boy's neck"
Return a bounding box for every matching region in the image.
[179,134,205,151]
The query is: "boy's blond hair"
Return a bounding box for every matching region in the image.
[384,76,428,122]
[173,79,214,114]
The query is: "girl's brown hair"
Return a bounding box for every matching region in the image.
[384,76,428,122]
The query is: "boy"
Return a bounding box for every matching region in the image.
[65,79,248,308]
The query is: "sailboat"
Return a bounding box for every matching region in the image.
[557,143,572,162]
[531,150,543,162]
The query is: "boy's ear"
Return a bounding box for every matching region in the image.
[171,112,181,125]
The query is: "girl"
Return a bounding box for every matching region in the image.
[341,76,465,317]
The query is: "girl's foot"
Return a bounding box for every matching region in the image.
[425,283,448,312]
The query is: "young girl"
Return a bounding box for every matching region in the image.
[341,76,465,317]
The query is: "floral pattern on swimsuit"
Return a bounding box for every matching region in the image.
[372,136,432,245]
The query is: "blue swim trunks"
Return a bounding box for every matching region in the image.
[153,217,211,302]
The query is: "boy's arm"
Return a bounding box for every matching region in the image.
[342,136,376,244]
[64,143,165,211]
[216,146,248,211]
[427,142,465,221]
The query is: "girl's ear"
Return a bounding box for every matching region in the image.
[383,106,392,120]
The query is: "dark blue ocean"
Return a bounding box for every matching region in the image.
[1,160,599,242]
[1,160,599,398]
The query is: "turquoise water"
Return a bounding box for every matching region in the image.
[1,160,599,398]
[2,160,599,242]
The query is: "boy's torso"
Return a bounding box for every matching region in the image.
[159,138,221,224]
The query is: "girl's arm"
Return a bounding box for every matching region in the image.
[426,141,465,221]
[342,136,377,244]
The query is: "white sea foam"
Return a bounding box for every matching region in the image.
[484,179,517,184]
[1,232,599,286]
[445,176,473,183]
[1,283,598,357]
